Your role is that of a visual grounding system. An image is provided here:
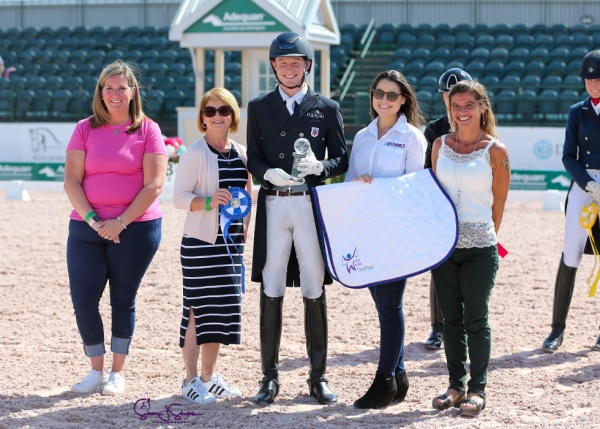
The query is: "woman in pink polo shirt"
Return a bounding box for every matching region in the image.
[64,60,167,396]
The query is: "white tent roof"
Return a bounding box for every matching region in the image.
[169,0,340,49]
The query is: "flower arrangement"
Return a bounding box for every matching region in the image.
[164,136,186,163]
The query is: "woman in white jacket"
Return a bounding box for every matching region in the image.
[346,70,427,409]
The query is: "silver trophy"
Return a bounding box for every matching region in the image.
[291,138,311,181]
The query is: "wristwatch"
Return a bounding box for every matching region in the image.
[88,215,101,228]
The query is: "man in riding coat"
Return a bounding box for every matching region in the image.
[246,32,348,405]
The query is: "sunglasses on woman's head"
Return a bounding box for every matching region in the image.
[372,88,402,102]
[202,106,233,117]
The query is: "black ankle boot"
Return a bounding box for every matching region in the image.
[594,334,600,351]
[354,373,398,409]
[425,323,443,350]
[542,327,564,353]
[393,370,409,402]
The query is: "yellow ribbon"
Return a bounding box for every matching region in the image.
[580,202,599,297]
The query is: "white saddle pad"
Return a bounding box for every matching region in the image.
[312,169,458,288]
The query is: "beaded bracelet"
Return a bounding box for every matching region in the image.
[205,197,212,211]
[117,216,127,229]
[84,211,97,223]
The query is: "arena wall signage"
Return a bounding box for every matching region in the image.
[184,0,289,33]
[0,123,573,190]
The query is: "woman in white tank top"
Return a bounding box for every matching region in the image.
[429,80,511,418]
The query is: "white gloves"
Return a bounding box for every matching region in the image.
[296,152,324,178]
[587,181,600,203]
[264,168,304,187]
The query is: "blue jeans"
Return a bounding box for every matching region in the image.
[368,278,407,377]
[67,219,161,357]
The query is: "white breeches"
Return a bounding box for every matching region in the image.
[262,194,325,299]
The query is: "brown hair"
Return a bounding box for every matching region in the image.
[448,80,499,138]
[91,60,146,132]
[369,70,425,128]
[197,87,241,134]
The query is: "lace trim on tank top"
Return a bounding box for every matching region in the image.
[440,139,496,248]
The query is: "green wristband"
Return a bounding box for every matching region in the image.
[205,197,212,211]
[84,211,97,222]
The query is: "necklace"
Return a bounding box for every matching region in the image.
[452,130,484,206]
[206,136,232,164]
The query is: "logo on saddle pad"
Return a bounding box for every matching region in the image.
[342,248,373,274]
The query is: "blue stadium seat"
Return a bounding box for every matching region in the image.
[446,60,465,71]
[510,47,530,63]
[573,34,593,50]
[416,89,433,117]
[534,34,553,49]
[465,60,485,77]
[418,75,439,92]
[547,60,567,78]
[14,89,35,119]
[435,34,456,50]
[142,88,164,117]
[495,34,514,50]
[51,89,72,118]
[455,33,474,49]
[424,61,445,77]
[393,48,411,61]
[470,47,490,62]
[521,75,542,91]
[480,75,500,92]
[505,61,525,78]
[562,74,583,91]
[404,61,425,78]
[558,90,581,116]
[431,47,451,62]
[474,34,494,50]
[29,89,53,119]
[489,47,509,62]
[525,60,545,76]
[453,23,472,36]
[550,47,569,62]
[46,76,64,91]
[542,75,562,90]
[451,47,470,63]
[494,89,517,121]
[500,75,522,91]
[537,89,560,119]
[517,89,537,121]
[515,34,535,49]
[411,48,431,61]
[569,46,589,63]
[416,34,436,51]
[484,61,504,78]
[387,60,405,72]
[0,89,15,119]
[530,47,549,62]
[510,24,528,37]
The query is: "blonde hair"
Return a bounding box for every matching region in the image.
[91,60,147,132]
[197,88,241,134]
[448,80,499,138]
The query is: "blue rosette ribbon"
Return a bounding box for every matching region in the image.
[219,187,252,294]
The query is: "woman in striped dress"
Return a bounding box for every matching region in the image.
[173,88,253,404]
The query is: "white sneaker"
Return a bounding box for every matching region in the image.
[181,377,217,405]
[71,370,109,393]
[102,372,125,396]
[203,373,242,398]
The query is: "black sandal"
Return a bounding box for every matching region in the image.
[432,386,465,410]
[459,390,486,417]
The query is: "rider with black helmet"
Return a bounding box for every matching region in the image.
[542,50,600,353]
[422,68,473,351]
[246,32,348,405]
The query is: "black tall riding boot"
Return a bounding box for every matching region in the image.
[425,277,444,350]
[542,254,577,353]
[304,289,337,404]
[255,288,283,405]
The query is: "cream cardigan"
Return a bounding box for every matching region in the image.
[173,136,250,244]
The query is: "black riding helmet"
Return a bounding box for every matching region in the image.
[438,68,472,92]
[579,50,600,79]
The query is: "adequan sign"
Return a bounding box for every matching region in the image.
[185,0,289,33]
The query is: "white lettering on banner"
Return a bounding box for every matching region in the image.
[511,173,546,182]
[0,165,33,174]
[223,12,265,22]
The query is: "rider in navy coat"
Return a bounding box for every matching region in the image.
[542,50,600,353]
[246,32,348,405]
